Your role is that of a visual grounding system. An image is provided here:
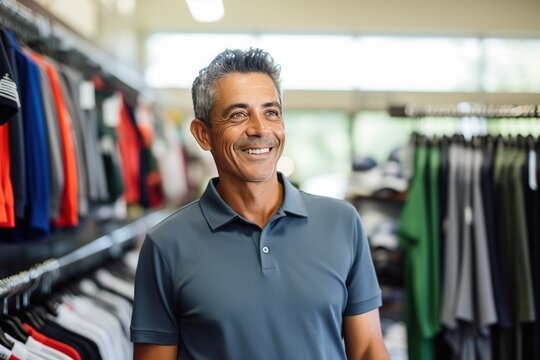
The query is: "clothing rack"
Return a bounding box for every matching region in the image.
[388,103,540,118]
[0,210,168,301]
[0,0,146,94]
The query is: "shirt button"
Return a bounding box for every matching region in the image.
[262,246,269,254]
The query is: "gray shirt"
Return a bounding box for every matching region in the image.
[130,173,382,360]
[441,144,462,328]
[36,64,64,219]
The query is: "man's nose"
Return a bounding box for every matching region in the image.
[246,112,270,136]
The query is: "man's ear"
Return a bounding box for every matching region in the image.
[190,118,212,151]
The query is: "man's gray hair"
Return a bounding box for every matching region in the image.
[191,48,282,127]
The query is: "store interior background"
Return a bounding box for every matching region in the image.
[2,0,540,359]
[24,0,540,194]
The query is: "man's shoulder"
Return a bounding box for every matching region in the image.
[299,191,358,217]
[148,199,203,238]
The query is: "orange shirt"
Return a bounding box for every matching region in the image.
[28,51,78,227]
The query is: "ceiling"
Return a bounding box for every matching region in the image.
[134,0,540,36]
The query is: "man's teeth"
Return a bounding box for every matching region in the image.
[246,148,270,154]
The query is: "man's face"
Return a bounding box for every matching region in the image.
[198,72,285,185]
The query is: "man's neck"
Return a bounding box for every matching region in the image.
[215,174,283,229]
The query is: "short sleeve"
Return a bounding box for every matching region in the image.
[130,235,179,345]
[344,214,382,315]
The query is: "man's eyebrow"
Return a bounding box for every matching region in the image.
[220,101,282,117]
[262,101,282,110]
[220,103,248,117]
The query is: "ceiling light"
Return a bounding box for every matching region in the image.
[185,0,225,23]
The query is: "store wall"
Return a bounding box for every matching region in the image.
[31,0,98,38]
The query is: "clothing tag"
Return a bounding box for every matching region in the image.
[152,138,167,157]
[529,150,538,191]
[100,135,115,153]
[135,99,151,125]
[79,81,96,110]
[102,94,120,127]
[464,206,473,225]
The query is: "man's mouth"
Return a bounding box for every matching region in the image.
[244,148,271,155]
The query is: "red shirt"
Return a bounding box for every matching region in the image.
[0,122,14,227]
[117,98,141,204]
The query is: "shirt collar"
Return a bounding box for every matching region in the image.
[199,172,308,231]
[1,30,20,50]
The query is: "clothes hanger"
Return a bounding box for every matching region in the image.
[12,281,44,330]
[0,296,28,344]
[0,326,14,350]
[0,290,20,348]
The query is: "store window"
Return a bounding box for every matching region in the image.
[145,33,520,92]
[259,35,357,90]
[146,33,540,93]
[145,33,256,88]
[354,37,481,91]
[482,39,540,93]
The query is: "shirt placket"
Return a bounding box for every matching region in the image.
[252,212,285,271]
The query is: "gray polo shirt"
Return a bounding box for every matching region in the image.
[130,173,381,360]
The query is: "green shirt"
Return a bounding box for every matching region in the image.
[398,144,440,360]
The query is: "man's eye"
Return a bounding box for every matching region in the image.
[266,110,280,117]
[231,112,246,119]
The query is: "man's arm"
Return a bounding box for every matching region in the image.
[343,308,390,360]
[134,344,178,360]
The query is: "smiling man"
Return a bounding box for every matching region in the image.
[130,48,389,360]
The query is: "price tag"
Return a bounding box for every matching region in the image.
[103,94,120,127]
[79,81,96,110]
[529,150,537,191]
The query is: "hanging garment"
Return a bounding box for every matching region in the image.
[35,63,64,221]
[509,148,536,360]
[0,32,20,229]
[0,343,20,360]
[472,145,497,325]
[54,63,88,217]
[481,139,511,329]
[22,324,80,360]
[95,90,124,204]
[29,335,75,360]
[522,140,540,359]
[94,269,134,300]
[427,142,442,329]
[0,121,14,228]
[509,148,535,324]
[26,52,78,228]
[59,66,108,204]
[398,143,437,360]
[13,47,50,235]
[0,30,25,220]
[6,332,72,360]
[117,97,141,205]
[440,143,462,330]
[39,320,102,360]
[492,140,516,360]
[153,111,189,204]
